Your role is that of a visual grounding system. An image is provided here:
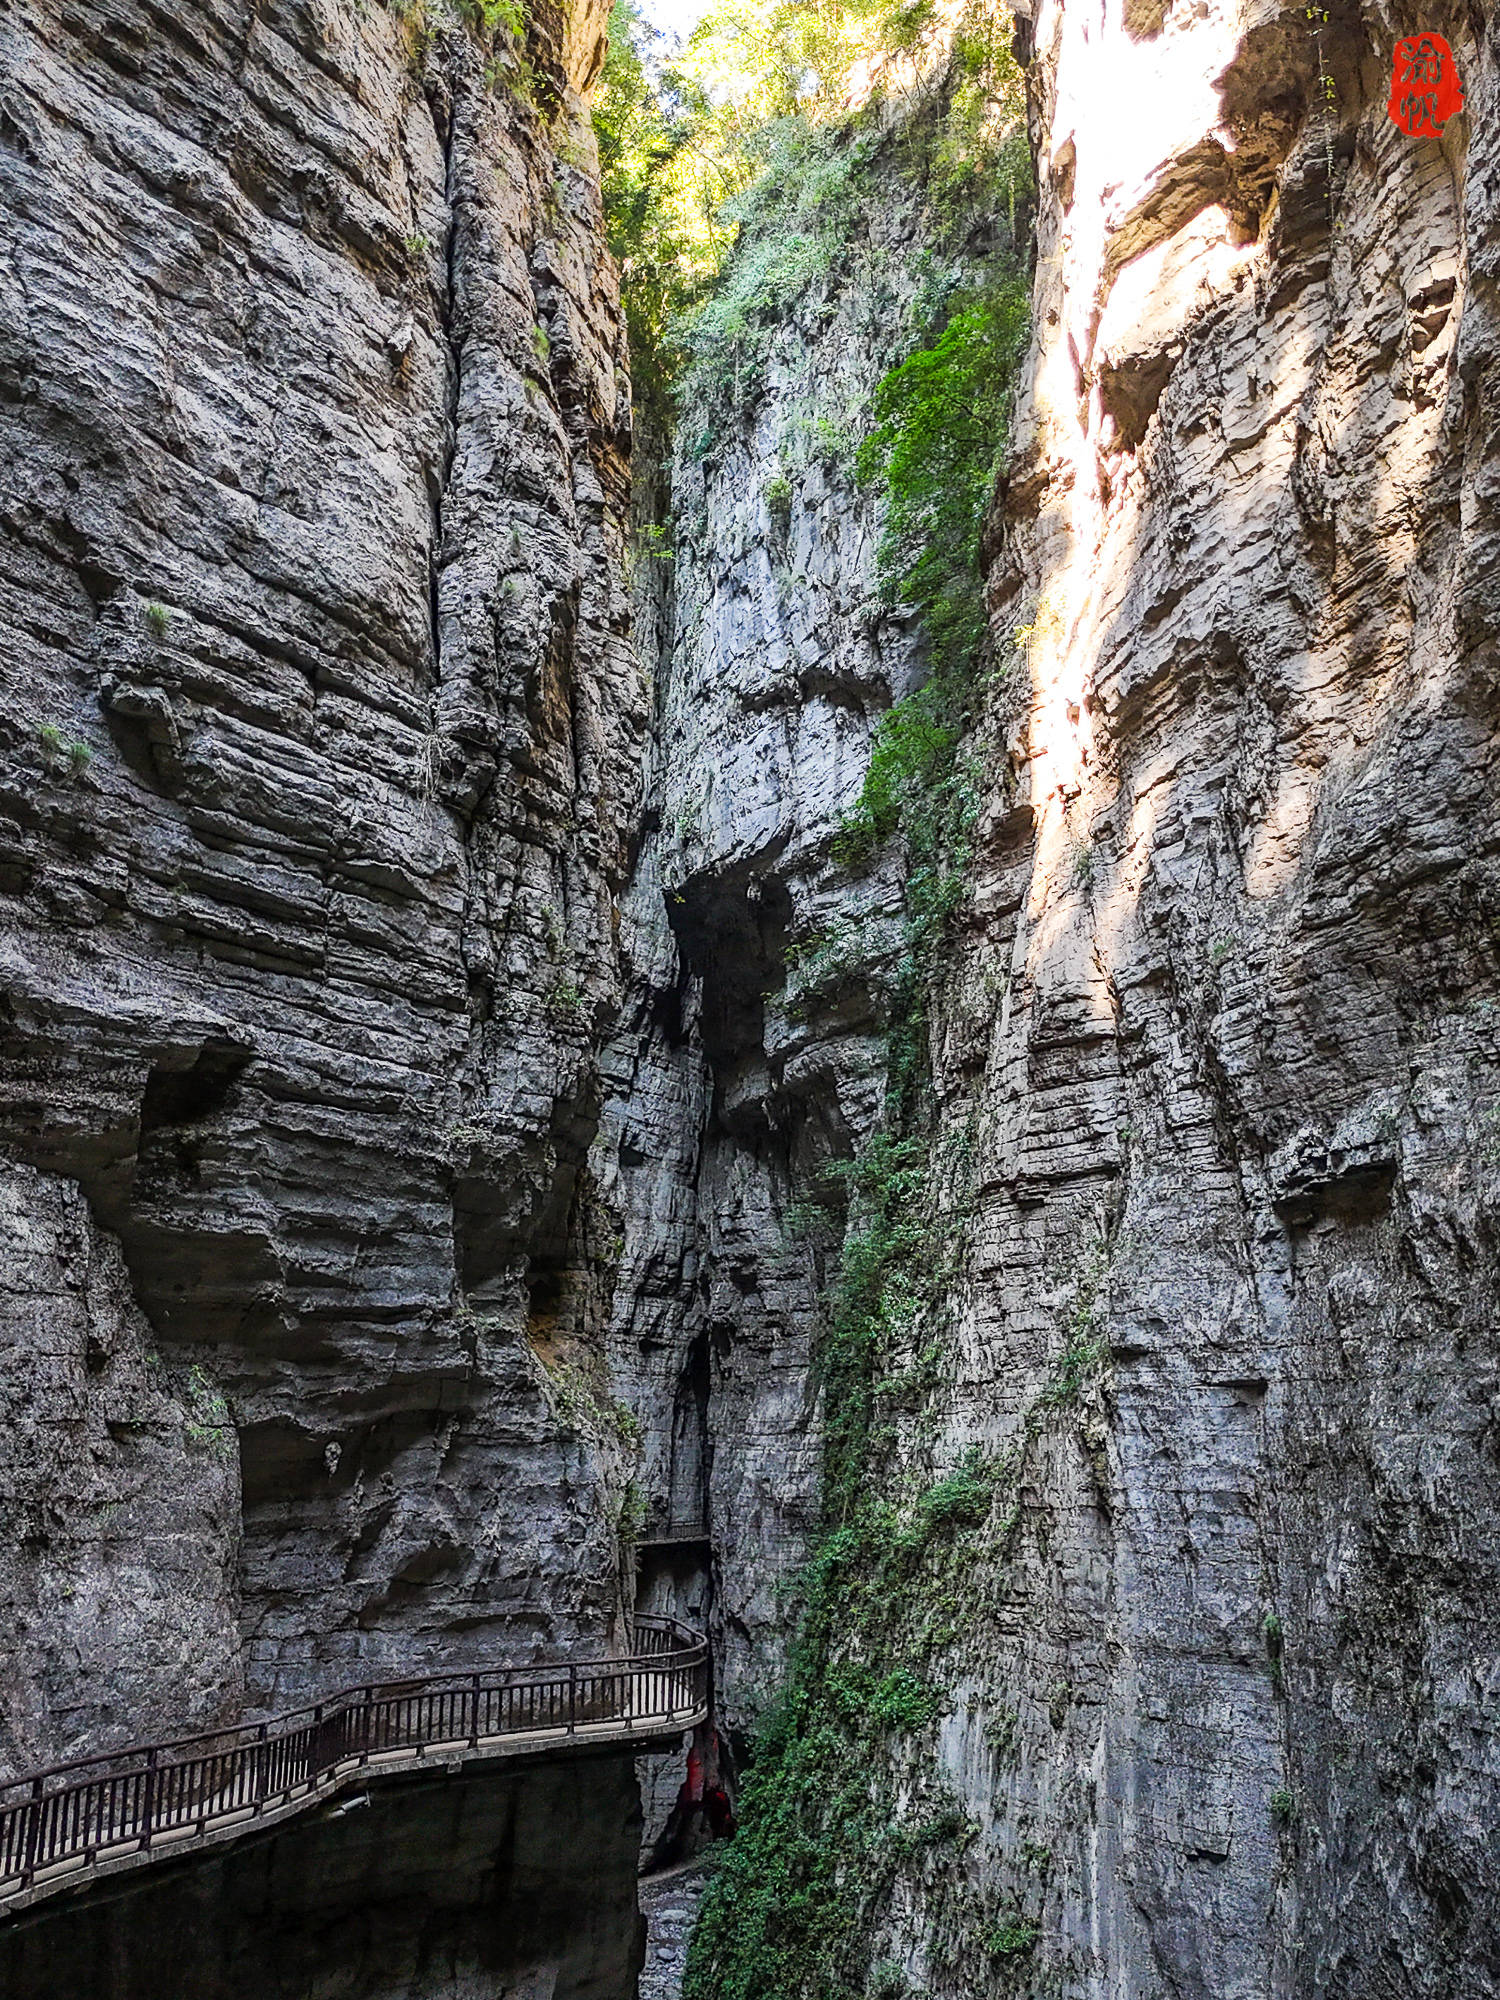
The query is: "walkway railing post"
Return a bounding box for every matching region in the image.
[469,1673,480,1749]
[567,1665,577,1735]
[23,1775,42,1882]
[254,1720,268,1815]
[141,1748,157,1852]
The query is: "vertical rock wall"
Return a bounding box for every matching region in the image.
[599,125,964,1727]
[0,0,642,1755]
[616,1,1500,1995]
[943,0,1500,1989]
[0,1155,243,1773]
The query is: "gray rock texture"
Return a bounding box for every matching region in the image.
[925,0,1500,1990]
[0,0,644,1753]
[639,1861,710,2000]
[0,1154,242,1774]
[611,3,1500,1997]
[5,0,1500,1991]
[598,135,948,1728]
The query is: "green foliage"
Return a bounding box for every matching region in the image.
[783,914,881,1017]
[837,278,1029,875]
[618,1478,648,1544]
[857,286,1028,614]
[869,1963,909,2000]
[381,0,431,74]
[591,0,731,396]
[1270,1785,1296,1828]
[1039,1328,1106,1410]
[38,722,93,782]
[1036,1235,1110,1411]
[825,1663,942,1731]
[478,0,532,31]
[688,1111,998,1996]
[462,0,523,32]
[547,975,587,1020]
[675,117,874,414]
[142,600,170,638]
[595,0,1030,428]
[452,0,540,102]
[184,1364,235,1458]
[673,10,1037,1998]
[985,1917,1039,1958]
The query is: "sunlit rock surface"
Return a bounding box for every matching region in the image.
[611,0,1500,1994]
[903,0,1500,1990]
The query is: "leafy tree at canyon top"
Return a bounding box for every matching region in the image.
[593,0,1027,397]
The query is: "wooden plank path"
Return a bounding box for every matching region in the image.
[0,1616,708,1917]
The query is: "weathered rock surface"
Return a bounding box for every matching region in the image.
[639,1861,710,2000]
[0,0,644,1752]
[612,2,1500,1995]
[6,0,1500,1990]
[598,135,954,1728]
[0,1154,242,1774]
[836,0,1500,1992]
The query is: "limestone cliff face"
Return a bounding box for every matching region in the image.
[0,1156,242,1776]
[953,0,1500,1988]
[599,134,951,1728]
[5,0,1500,1991]
[0,0,642,1776]
[620,2,1500,1996]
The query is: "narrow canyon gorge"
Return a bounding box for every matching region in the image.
[0,0,1496,1992]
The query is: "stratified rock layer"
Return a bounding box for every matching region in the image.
[0,1155,242,1773]
[620,4,1500,1997]
[0,0,641,1739]
[886,0,1500,1991]
[600,127,957,1730]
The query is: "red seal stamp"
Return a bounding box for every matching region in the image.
[1388,34,1464,136]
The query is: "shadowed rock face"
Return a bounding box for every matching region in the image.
[598,138,946,1740]
[0,1154,243,1776]
[0,1751,645,2000]
[0,0,642,1751]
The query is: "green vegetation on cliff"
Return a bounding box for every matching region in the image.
[632,4,1038,1994]
[684,296,1032,1997]
[593,0,1026,408]
[594,0,1040,1986]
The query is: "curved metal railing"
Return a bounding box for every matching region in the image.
[0,1616,707,1912]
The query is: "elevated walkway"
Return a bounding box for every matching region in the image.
[0,1616,707,1918]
